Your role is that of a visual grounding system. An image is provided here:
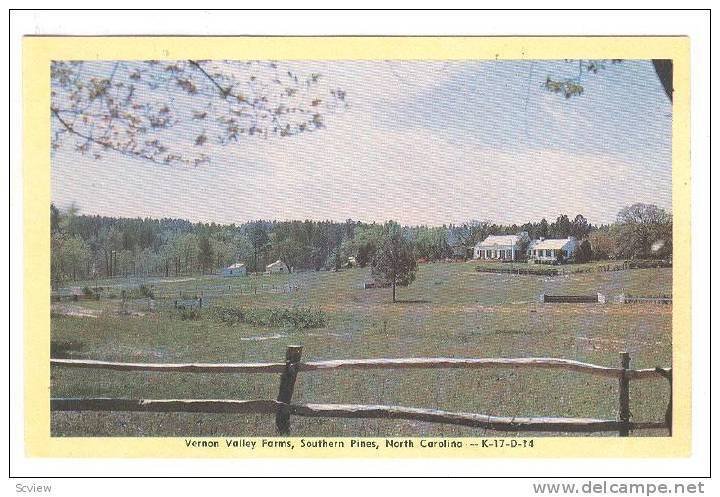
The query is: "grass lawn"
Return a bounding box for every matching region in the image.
[51,261,672,437]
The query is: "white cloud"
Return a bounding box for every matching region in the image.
[51,60,672,226]
[52,114,671,226]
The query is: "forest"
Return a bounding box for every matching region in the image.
[50,203,672,288]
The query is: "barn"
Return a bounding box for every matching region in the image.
[266,260,290,274]
[222,262,247,277]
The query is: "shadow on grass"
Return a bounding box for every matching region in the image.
[392,299,432,304]
[51,339,86,358]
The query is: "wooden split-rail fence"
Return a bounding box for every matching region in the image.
[51,347,672,436]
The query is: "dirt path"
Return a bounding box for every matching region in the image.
[51,304,101,318]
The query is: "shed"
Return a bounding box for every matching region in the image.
[222,262,247,277]
[266,260,290,274]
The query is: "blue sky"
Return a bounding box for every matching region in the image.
[51,60,671,226]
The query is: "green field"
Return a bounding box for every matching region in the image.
[51,261,672,437]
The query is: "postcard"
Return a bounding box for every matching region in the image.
[23,35,690,458]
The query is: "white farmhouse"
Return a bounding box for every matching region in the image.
[473,232,530,261]
[527,237,578,264]
[222,262,247,277]
[266,260,290,274]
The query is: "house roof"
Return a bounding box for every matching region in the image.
[267,260,287,268]
[529,238,576,250]
[475,234,524,248]
[226,263,245,270]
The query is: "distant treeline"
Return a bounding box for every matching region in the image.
[50,203,672,287]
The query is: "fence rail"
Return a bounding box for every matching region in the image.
[50,398,667,433]
[51,346,672,436]
[51,356,668,380]
[52,358,287,373]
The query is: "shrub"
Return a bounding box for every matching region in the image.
[212,305,327,329]
[213,306,245,325]
[138,284,155,299]
[123,284,155,300]
[178,307,201,321]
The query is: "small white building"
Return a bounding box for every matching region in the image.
[266,260,290,274]
[222,262,247,277]
[527,237,578,264]
[473,232,530,261]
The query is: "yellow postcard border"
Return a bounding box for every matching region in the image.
[23,36,691,459]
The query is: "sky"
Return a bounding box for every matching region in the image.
[51,60,672,227]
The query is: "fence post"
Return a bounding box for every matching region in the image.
[618,352,631,436]
[666,370,673,436]
[655,367,673,436]
[275,345,303,434]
